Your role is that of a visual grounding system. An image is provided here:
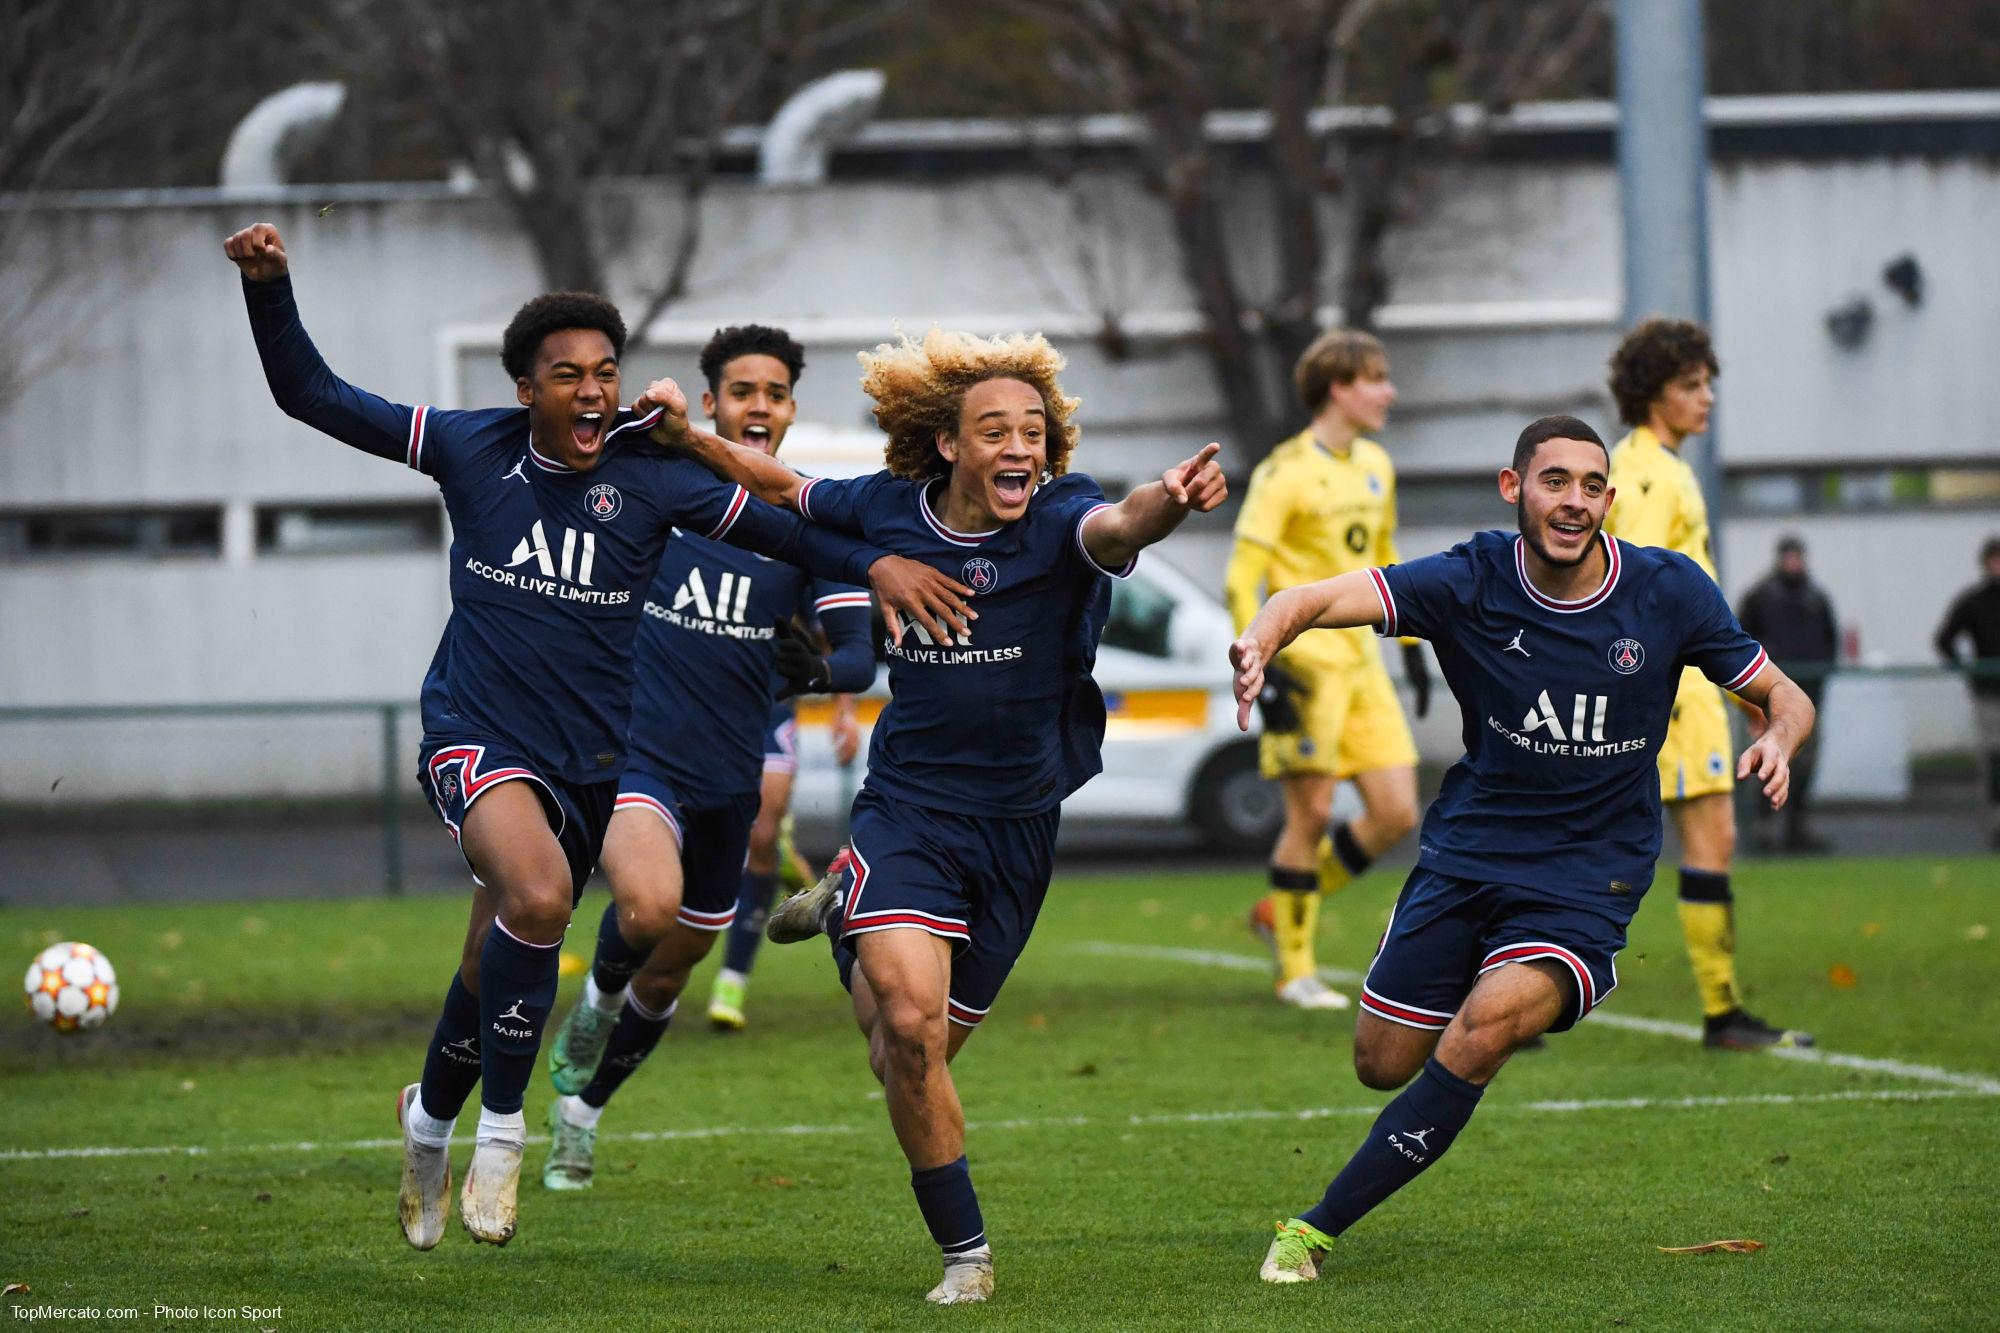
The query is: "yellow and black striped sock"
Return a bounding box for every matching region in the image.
[1677,868,1739,1018]
[1316,822,1374,898]
[1268,867,1320,983]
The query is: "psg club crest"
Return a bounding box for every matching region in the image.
[962,557,999,595]
[1366,473,1384,495]
[586,484,622,522]
[1607,637,1645,675]
[440,772,459,800]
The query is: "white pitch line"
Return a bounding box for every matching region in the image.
[0,1087,1985,1165]
[1074,940,2000,1096]
[6,942,1993,1168]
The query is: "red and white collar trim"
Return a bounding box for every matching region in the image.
[919,480,1002,547]
[528,441,575,473]
[1514,533,1622,613]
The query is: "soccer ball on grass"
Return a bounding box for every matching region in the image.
[23,942,119,1033]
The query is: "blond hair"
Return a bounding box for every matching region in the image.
[858,328,1081,482]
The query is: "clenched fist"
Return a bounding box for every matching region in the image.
[222,223,289,282]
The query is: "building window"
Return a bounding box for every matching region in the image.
[0,507,223,559]
[255,502,444,555]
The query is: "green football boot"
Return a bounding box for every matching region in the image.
[541,1097,597,1192]
[776,813,815,894]
[1259,1218,1335,1284]
[707,969,748,1032]
[546,997,618,1096]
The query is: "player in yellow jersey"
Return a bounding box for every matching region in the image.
[1225,330,1427,1010]
[1604,317,1813,1050]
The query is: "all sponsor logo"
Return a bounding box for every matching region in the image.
[586,483,622,521]
[1522,690,1611,743]
[672,566,754,623]
[1608,637,1645,675]
[962,557,999,594]
[507,519,597,586]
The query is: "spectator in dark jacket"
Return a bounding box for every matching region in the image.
[1738,536,1838,852]
[1935,537,2000,846]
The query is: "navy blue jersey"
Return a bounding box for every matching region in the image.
[796,470,1129,818]
[1372,530,1767,912]
[628,532,874,801]
[243,276,888,785]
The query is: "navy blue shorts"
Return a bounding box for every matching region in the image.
[1360,868,1626,1035]
[832,788,1060,1030]
[613,769,760,932]
[419,737,615,905]
[763,700,798,774]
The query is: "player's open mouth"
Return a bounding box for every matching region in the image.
[572,412,604,451]
[743,424,772,450]
[994,470,1032,505]
[1547,519,1589,545]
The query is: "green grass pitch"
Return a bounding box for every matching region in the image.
[4,856,1997,1330]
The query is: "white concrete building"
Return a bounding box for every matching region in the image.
[2,92,1995,801]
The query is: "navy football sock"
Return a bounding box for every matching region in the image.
[721,870,779,974]
[477,919,561,1116]
[578,994,676,1109]
[416,972,482,1122]
[911,1156,987,1257]
[1300,1056,1485,1238]
[590,900,652,996]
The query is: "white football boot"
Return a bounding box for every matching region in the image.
[1275,974,1351,1011]
[460,1129,525,1245]
[926,1249,995,1305]
[395,1083,451,1251]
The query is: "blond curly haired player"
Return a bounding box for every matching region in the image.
[644,327,1227,1305]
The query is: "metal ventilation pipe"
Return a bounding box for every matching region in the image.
[759,69,887,186]
[220,82,348,190]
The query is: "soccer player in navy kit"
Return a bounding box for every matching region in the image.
[653,328,1228,1304]
[536,325,877,1188]
[1229,416,1816,1284]
[222,224,969,1251]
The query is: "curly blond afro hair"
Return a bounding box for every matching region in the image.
[858,328,1081,483]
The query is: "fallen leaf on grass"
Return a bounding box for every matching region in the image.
[558,952,588,978]
[1827,963,1857,989]
[1967,924,1990,942]
[1657,1239,1765,1255]
[1026,1013,1049,1030]
[1770,1152,1790,1165]
[4,1283,29,1296]
[1861,922,1881,938]
[767,1176,794,1188]
[255,1191,272,1203]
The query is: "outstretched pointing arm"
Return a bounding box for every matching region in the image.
[1081,443,1229,571]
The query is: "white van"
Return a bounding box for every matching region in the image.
[777,425,1281,851]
